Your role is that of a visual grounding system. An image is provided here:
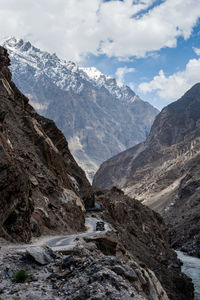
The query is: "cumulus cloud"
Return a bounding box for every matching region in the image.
[0,0,200,61]
[139,57,200,101]
[115,67,135,86]
[193,47,200,56]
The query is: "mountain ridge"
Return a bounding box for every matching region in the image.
[93,83,200,257]
[3,37,138,103]
[2,37,158,180]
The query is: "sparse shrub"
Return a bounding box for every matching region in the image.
[119,247,126,255]
[12,270,28,283]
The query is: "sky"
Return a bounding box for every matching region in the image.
[0,0,200,109]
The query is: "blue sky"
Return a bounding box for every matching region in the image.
[1,0,200,109]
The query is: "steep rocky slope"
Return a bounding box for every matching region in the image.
[0,45,94,243]
[95,187,193,300]
[93,84,200,257]
[2,37,158,180]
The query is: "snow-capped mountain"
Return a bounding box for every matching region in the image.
[81,66,137,103]
[2,37,159,180]
[4,37,135,102]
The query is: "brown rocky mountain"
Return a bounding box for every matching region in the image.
[0,45,194,300]
[93,83,200,257]
[0,45,94,243]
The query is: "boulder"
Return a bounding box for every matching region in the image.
[26,245,55,265]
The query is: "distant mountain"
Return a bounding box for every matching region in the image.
[2,37,158,180]
[93,83,200,257]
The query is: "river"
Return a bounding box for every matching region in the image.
[177,251,200,300]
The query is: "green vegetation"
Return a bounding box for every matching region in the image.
[85,162,95,168]
[12,270,28,283]
[119,247,126,255]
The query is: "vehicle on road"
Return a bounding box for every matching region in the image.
[96,221,105,231]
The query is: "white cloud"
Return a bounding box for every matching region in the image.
[129,83,135,91]
[139,57,200,101]
[0,0,200,61]
[116,67,135,86]
[193,47,200,56]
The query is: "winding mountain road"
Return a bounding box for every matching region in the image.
[10,217,109,252]
[46,218,109,248]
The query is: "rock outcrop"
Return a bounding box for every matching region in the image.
[0,45,94,242]
[3,37,158,180]
[95,188,193,300]
[93,84,200,257]
[0,225,193,300]
[0,240,171,300]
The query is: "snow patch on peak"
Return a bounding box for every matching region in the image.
[65,61,78,71]
[81,67,111,81]
[129,95,141,103]
[0,36,15,46]
[4,37,31,52]
[3,37,138,102]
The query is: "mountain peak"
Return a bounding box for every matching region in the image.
[186,82,200,93]
[171,82,200,105]
[3,37,37,54]
[3,37,158,180]
[80,66,110,81]
[2,36,140,103]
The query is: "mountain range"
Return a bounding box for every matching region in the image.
[2,37,158,180]
[0,44,193,300]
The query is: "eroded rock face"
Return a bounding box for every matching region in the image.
[95,188,194,300]
[0,46,94,242]
[93,84,200,258]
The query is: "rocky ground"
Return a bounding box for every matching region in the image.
[0,194,194,300]
[0,235,171,300]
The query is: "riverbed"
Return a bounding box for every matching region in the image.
[177,251,200,300]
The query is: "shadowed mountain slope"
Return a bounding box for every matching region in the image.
[94,83,200,257]
[0,46,94,242]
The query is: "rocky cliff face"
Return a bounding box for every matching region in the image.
[0,46,94,243]
[95,188,193,300]
[2,37,158,180]
[93,84,200,257]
